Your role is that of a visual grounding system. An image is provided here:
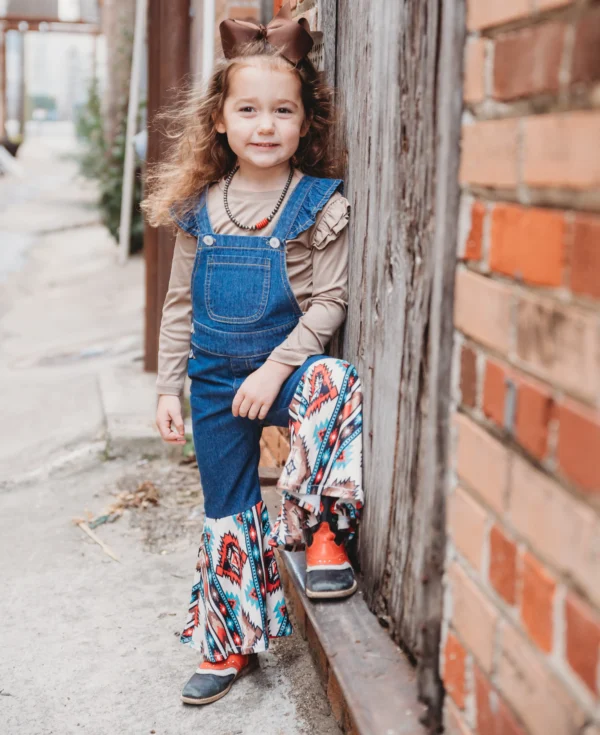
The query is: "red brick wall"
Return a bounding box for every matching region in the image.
[444,1,600,733]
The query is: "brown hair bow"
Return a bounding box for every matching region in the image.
[220,2,315,65]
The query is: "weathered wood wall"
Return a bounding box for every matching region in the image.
[333,0,464,725]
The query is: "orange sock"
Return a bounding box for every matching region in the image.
[198,654,248,673]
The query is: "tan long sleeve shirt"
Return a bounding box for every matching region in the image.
[156,170,350,396]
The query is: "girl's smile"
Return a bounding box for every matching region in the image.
[215,60,309,182]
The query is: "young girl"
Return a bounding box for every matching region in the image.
[143,3,364,706]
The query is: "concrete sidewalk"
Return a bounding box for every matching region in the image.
[0,123,341,735]
[0,122,161,484]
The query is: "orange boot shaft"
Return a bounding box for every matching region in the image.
[305,523,350,569]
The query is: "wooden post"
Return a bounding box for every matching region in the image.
[144,0,190,373]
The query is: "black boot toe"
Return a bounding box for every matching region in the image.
[306,567,357,599]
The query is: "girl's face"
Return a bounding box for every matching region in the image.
[216,59,309,172]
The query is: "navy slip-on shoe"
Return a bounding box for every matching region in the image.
[181,653,258,705]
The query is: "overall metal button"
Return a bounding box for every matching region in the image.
[203,235,215,246]
[269,237,280,249]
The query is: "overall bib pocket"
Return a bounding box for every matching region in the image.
[205,253,271,325]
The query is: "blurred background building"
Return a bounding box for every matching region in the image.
[1,0,102,136]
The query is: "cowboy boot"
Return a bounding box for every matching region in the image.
[304,497,357,600]
[181,653,259,705]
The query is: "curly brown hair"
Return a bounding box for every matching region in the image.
[141,42,340,229]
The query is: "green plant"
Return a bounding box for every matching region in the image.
[98,103,145,253]
[75,76,145,253]
[75,78,106,179]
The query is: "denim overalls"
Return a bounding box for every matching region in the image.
[174,175,365,662]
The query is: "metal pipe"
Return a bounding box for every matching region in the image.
[118,0,147,264]
[201,0,215,87]
[0,24,6,136]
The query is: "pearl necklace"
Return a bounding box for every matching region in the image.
[223,164,294,231]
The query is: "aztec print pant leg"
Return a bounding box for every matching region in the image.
[181,352,364,660]
[181,349,292,661]
[180,499,292,660]
[266,357,364,551]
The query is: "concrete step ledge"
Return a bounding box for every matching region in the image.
[278,550,427,735]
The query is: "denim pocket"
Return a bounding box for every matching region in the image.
[205,253,271,324]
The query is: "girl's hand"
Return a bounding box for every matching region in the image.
[232,359,295,420]
[156,395,187,444]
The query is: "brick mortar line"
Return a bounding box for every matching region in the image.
[516,118,527,203]
[460,184,600,214]
[457,330,597,391]
[464,184,600,205]
[455,403,575,492]
[483,37,494,101]
[513,540,526,623]
[449,542,518,626]
[480,200,493,272]
[455,402,599,510]
[465,88,600,122]
[459,338,567,413]
[450,538,534,652]
[457,262,600,316]
[559,14,577,93]
[464,649,477,730]
[456,327,600,411]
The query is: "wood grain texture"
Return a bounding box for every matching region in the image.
[320,0,337,88]
[334,1,464,727]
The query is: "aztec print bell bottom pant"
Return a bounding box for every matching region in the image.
[181,351,364,661]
